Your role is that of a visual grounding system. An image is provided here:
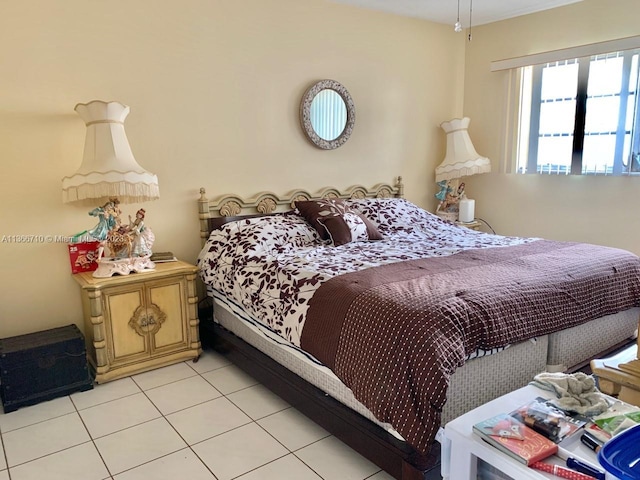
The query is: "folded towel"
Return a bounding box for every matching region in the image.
[530,372,611,416]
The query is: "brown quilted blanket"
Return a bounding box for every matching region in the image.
[300,240,640,456]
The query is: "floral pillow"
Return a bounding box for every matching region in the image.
[198,212,322,268]
[295,198,383,246]
[345,198,443,234]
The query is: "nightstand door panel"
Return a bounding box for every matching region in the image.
[103,286,148,364]
[147,277,189,353]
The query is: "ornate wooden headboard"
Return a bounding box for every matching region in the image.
[198,176,404,245]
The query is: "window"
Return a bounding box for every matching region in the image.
[516,49,640,175]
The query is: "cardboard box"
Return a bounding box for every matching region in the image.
[68,241,101,274]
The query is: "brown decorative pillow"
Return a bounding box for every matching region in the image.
[317,214,365,246]
[295,198,382,244]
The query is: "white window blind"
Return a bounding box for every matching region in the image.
[494,36,640,176]
[491,36,640,71]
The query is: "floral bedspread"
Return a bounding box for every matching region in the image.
[197,198,535,347]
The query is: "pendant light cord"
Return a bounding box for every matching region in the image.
[468,0,473,41]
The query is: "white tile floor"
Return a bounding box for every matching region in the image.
[0,349,394,480]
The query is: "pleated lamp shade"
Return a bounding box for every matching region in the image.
[62,100,159,205]
[435,117,491,182]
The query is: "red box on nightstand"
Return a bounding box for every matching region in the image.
[68,241,101,274]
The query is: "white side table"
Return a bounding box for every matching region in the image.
[443,385,604,480]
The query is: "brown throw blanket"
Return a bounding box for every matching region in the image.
[300,240,640,457]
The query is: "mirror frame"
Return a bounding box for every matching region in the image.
[300,79,355,150]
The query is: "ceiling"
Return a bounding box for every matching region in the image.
[326,0,583,27]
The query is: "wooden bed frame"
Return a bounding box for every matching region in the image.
[197,177,442,480]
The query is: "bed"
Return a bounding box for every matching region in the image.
[196,178,640,480]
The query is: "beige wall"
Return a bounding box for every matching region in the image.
[462,0,640,254]
[3,0,638,339]
[0,0,464,337]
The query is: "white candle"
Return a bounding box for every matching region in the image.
[459,197,475,223]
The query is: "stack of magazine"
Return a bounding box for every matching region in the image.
[150,251,177,263]
[473,397,588,465]
[474,396,640,478]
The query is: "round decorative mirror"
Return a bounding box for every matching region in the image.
[300,79,355,150]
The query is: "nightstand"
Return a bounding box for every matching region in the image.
[73,260,201,383]
[455,220,481,231]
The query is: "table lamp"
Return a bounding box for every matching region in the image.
[434,117,491,223]
[62,100,160,277]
